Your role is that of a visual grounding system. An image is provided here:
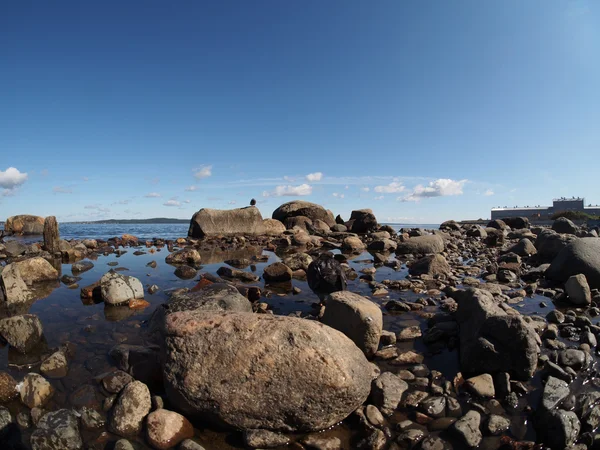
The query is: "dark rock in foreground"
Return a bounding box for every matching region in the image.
[452,288,540,380]
[162,311,376,431]
[545,237,600,289]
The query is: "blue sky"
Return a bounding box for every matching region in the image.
[1,1,599,223]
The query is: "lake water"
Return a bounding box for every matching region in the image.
[3,222,441,242]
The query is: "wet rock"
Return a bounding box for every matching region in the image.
[397,326,422,341]
[535,229,578,261]
[282,253,313,271]
[20,374,55,408]
[166,248,202,265]
[189,206,267,238]
[537,409,580,449]
[342,236,366,253]
[100,270,144,305]
[146,408,194,450]
[244,429,290,448]
[487,414,510,435]
[0,372,18,402]
[179,440,207,450]
[547,310,565,324]
[71,261,94,275]
[368,238,397,253]
[0,314,43,353]
[540,376,570,411]
[370,372,409,413]
[397,429,426,448]
[558,348,587,371]
[102,370,134,394]
[108,380,151,436]
[79,407,105,430]
[409,254,451,277]
[321,291,383,357]
[4,240,28,257]
[546,237,600,289]
[149,284,159,294]
[114,440,135,450]
[396,235,445,255]
[216,266,259,282]
[263,262,293,282]
[0,263,32,306]
[30,409,82,450]
[301,435,342,449]
[565,274,592,305]
[174,265,197,279]
[465,374,495,398]
[451,410,482,447]
[420,396,446,419]
[452,288,540,380]
[420,436,451,450]
[307,253,347,294]
[163,311,375,431]
[40,350,68,378]
[13,257,59,285]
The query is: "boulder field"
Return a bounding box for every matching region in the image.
[0,208,599,450]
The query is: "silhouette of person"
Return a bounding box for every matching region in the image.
[250,198,257,206]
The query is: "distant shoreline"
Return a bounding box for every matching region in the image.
[65,218,190,224]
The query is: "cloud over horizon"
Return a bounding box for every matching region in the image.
[145,192,161,198]
[263,184,313,197]
[401,178,467,202]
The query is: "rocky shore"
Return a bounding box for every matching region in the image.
[0,203,599,450]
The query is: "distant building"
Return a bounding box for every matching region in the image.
[491,197,600,220]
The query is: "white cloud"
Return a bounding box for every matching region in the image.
[193,165,212,179]
[183,199,191,204]
[483,189,494,196]
[361,187,370,192]
[374,196,384,200]
[374,181,405,193]
[401,179,467,202]
[114,199,131,205]
[53,186,73,194]
[163,200,181,207]
[2,189,16,197]
[228,200,237,205]
[332,193,344,199]
[82,176,89,182]
[305,172,323,182]
[345,185,349,190]
[185,185,198,191]
[283,176,296,182]
[262,184,313,197]
[145,192,161,198]
[0,167,28,189]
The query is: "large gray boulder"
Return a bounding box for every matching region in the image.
[4,215,45,235]
[545,238,600,289]
[162,311,376,431]
[189,206,266,238]
[552,217,578,235]
[0,263,32,307]
[395,235,445,255]
[272,201,335,228]
[409,254,451,277]
[452,288,540,380]
[0,314,43,353]
[349,209,378,234]
[100,271,144,305]
[14,257,59,285]
[321,291,383,358]
[535,229,578,261]
[149,283,252,339]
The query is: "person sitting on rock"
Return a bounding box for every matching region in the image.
[250,198,257,206]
